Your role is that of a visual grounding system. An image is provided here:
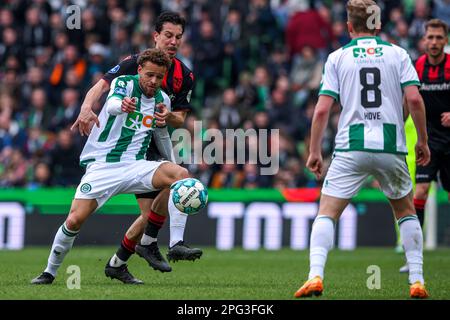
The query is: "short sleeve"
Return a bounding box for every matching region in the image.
[107,76,131,100]
[102,55,139,84]
[319,55,340,100]
[400,50,420,88]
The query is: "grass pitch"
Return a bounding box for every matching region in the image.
[0,247,449,300]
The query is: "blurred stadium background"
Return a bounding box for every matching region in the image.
[0,0,449,299]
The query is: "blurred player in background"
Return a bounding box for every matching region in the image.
[399,18,450,273]
[294,0,430,299]
[71,12,200,284]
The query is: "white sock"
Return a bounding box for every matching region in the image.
[109,254,127,267]
[44,222,79,277]
[140,234,157,246]
[308,215,335,280]
[169,188,188,248]
[398,215,424,284]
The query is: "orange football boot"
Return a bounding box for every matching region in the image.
[410,281,429,299]
[294,276,323,298]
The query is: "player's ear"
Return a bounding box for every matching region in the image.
[347,21,353,35]
[153,31,159,43]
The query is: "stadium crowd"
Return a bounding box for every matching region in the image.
[0,0,449,189]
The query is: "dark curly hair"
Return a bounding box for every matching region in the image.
[155,11,186,34]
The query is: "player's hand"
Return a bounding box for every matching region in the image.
[415,141,430,166]
[441,112,450,127]
[121,97,136,113]
[155,103,169,127]
[306,152,323,180]
[71,108,100,136]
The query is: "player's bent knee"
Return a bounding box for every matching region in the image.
[389,196,416,219]
[414,184,430,200]
[175,167,189,181]
[153,163,190,189]
[163,164,189,183]
[65,214,83,231]
[65,199,97,230]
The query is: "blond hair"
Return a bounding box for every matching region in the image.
[346,0,380,34]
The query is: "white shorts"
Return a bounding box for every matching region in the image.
[322,151,412,200]
[74,160,168,208]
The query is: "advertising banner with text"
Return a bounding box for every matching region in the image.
[0,188,448,250]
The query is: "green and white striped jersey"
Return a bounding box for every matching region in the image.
[320,36,420,154]
[80,75,171,166]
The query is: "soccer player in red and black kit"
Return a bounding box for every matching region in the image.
[71,12,202,284]
[400,19,450,273]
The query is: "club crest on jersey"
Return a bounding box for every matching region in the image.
[80,183,92,193]
[353,47,383,58]
[125,111,155,130]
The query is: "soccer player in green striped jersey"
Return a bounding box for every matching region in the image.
[31,49,191,285]
[71,13,201,284]
[294,0,431,299]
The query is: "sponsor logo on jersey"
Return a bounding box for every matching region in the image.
[114,87,127,96]
[353,47,383,58]
[420,82,450,91]
[80,183,92,193]
[108,65,120,74]
[125,111,155,130]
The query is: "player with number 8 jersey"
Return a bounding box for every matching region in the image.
[294,0,430,299]
[320,37,420,155]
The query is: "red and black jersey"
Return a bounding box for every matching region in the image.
[103,54,194,112]
[415,53,450,145]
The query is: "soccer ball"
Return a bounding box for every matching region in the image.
[171,178,208,215]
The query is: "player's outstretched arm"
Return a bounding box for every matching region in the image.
[306,95,335,180]
[71,79,110,136]
[404,85,430,166]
